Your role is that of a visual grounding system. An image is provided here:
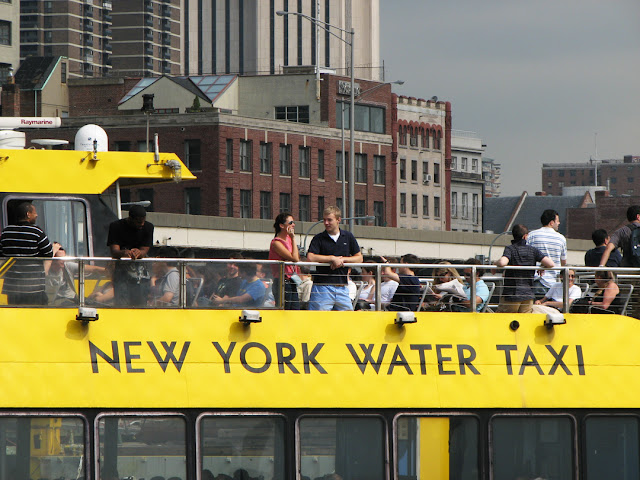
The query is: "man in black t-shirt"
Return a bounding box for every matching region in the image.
[107,205,154,306]
[383,253,422,311]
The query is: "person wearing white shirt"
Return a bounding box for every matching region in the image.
[526,209,567,297]
[534,269,581,311]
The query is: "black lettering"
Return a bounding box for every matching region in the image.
[519,346,544,375]
[436,344,455,375]
[302,343,327,374]
[240,342,272,373]
[346,344,388,374]
[387,346,413,375]
[276,343,300,374]
[497,345,517,375]
[89,341,121,373]
[213,342,236,373]
[124,342,145,373]
[546,345,571,375]
[576,345,586,375]
[147,341,190,373]
[457,344,480,375]
[410,344,432,375]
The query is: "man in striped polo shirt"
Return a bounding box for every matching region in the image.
[0,202,57,305]
[526,209,567,298]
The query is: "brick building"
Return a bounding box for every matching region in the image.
[542,156,640,197]
[566,191,640,240]
[18,72,396,226]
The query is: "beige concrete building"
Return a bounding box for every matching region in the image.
[0,0,19,84]
[451,130,485,232]
[182,0,381,80]
[395,95,448,230]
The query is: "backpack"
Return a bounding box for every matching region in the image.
[629,223,640,267]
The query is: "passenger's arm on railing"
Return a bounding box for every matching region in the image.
[598,242,617,267]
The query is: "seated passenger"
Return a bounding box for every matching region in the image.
[45,244,105,306]
[297,263,313,309]
[451,258,490,312]
[214,254,244,298]
[149,247,180,306]
[355,261,376,310]
[534,269,581,311]
[571,270,621,314]
[382,254,421,311]
[431,261,466,298]
[379,258,400,308]
[211,261,266,308]
[86,262,115,306]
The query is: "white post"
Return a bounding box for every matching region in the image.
[348,28,355,231]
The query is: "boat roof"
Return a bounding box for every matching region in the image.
[0,148,196,194]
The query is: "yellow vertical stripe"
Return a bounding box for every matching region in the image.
[418,417,450,480]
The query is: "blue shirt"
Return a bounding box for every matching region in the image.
[463,280,490,312]
[236,278,266,308]
[308,229,360,285]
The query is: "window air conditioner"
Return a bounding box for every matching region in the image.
[422,173,432,184]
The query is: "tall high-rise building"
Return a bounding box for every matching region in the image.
[182,0,381,80]
[0,0,19,83]
[17,0,181,79]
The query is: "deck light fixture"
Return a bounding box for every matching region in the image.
[240,310,262,324]
[544,312,566,329]
[395,311,417,326]
[76,307,99,323]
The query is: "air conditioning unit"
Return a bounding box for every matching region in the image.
[422,173,432,184]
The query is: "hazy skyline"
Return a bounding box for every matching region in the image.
[379,1,640,196]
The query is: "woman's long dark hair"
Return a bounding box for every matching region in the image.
[274,212,293,236]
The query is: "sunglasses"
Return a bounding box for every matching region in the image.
[287,220,295,225]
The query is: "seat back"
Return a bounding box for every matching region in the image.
[615,283,634,315]
[480,282,495,312]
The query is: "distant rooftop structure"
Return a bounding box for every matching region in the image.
[119,75,237,106]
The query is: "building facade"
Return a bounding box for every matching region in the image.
[542,156,640,197]
[19,72,396,227]
[450,130,484,232]
[393,95,449,230]
[482,157,501,197]
[0,0,19,84]
[182,0,381,80]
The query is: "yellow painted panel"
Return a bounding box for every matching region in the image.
[419,417,450,480]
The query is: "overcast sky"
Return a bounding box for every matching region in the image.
[379,0,640,196]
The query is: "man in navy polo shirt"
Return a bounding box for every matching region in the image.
[307,206,363,310]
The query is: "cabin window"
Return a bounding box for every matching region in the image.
[298,416,386,480]
[491,415,574,480]
[0,416,85,480]
[396,415,480,480]
[97,415,186,480]
[585,415,639,479]
[199,415,286,480]
[3,197,91,257]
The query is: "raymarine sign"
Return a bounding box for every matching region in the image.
[0,117,62,129]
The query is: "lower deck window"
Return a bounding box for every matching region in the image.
[396,415,479,480]
[0,416,85,480]
[199,415,285,480]
[97,415,186,480]
[299,416,385,480]
[491,416,573,480]
[586,416,639,480]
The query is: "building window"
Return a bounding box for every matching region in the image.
[451,192,458,218]
[374,201,384,226]
[434,196,440,218]
[628,177,635,183]
[317,196,325,220]
[138,188,154,211]
[472,193,479,224]
[570,170,576,176]
[239,140,252,172]
[226,188,234,216]
[184,139,201,171]
[260,142,272,174]
[611,177,617,184]
[240,190,252,218]
[399,126,407,145]
[336,197,343,213]
[422,195,429,217]
[336,102,385,133]
[373,155,385,185]
[318,150,325,179]
[355,199,366,224]
[411,194,418,216]
[299,194,310,221]
[409,129,418,147]
[472,158,478,172]
[275,105,309,123]
[226,139,233,170]
[400,193,406,215]
[461,157,468,171]
[422,161,429,177]
[114,141,131,151]
[462,192,468,219]
[260,191,272,219]
[559,170,565,177]
[434,163,440,184]
[411,160,417,182]
[279,144,291,176]
[185,187,201,215]
[546,170,552,177]
[279,193,291,213]
[61,62,66,83]
[451,156,457,170]
[0,21,11,46]
[299,147,310,178]
[336,151,348,181]
[558,181,565,188]
[355,153,367,183]
[399,159,406,181]
[422,131,429,148]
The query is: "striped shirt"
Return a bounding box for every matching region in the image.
[526,226,567,288]
[0,223,54,294]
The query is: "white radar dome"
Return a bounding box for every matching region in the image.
[75,124,109,151]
